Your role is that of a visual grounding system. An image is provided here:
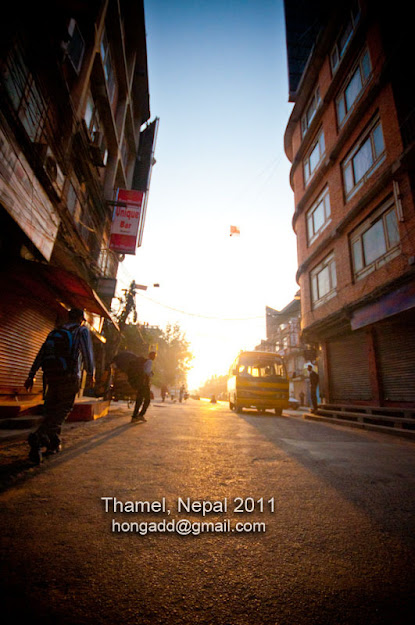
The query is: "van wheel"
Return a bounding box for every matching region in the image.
[274,408,282,416]
[229,400,234,411]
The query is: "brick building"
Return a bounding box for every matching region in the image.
[283,0,415,407]
[0,1,156,403]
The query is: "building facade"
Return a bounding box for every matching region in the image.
[264,295,313,405]
[283,0,415,407]
[0,1,156,400]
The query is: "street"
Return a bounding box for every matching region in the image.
[1,399,415,625]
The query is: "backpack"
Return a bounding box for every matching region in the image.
[41,327,76,376]
[126,356,147,389]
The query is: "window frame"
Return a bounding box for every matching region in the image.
[100,30,117,107]
[301,87,321,137]
[310,252,337,308]
[303,128,326,187]
[350,201,401,280]
[2,45,47,142]
[306,186,331,245]
[342,118,385,200]
[336,47,372,127]
[330,1,361,74]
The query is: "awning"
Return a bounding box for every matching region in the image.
[351,281,415,330]
[8,260,119,331]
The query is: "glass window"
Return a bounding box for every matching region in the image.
[306,187,331,244]
[353,136,373,182]
[2,45,46,142]
[304,129,325,185]
[337,49,372,126]
[310,253,337,307]
[386,210,399,247]
[331,2,361,73]
[301,87,321,137]
[100,30,117,106]
[342,119,385,198]
[362,219,386,265]
[350,204,400,279]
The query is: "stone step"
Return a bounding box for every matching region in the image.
[0,398,111,430]
[304,411,415,440]
[317,408,415,428]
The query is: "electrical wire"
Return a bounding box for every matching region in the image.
[135,291,264,321]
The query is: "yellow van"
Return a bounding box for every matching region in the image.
[227,351,289,415]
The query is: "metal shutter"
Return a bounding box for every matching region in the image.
[327,330,372,401]
[376,316,415,402]
[0,294,55,394]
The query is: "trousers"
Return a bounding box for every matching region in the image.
[132,382,151,418]
[31,375,79,448]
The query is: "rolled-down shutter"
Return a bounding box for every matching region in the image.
[327,330,372,402]
[376,316,415,402]
[0,294,55,393]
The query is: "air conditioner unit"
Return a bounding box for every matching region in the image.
[35,143,65,197]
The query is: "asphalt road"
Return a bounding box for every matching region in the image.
[1,399,415,625]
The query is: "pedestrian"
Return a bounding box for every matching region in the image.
[24,308,95,464]
[161,385,168,402]
[307,365,319,413]
[131,350,157,423]
[179,384,185,403]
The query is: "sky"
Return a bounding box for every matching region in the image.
[116,0,298,390]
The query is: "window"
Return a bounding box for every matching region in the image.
[350,203,400,279]
[301,87,321,137]
[100,30,117,107]
[330,1,361,73]
[2,45,47,141]
[66,19,85,74]
[307,187,331,244]
[84,92,108,167]
[304,129,325,186]
[337,49,371,126]
[342,119,385,198]
[310,253,337,307]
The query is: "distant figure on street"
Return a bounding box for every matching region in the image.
[179,384,185,403]
[161,385,168,402]
[131,351,157,423]
[307,365,319,413]
[24,308,95,464]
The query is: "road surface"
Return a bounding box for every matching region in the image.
[1,399,415,624]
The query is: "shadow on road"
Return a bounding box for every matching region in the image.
[0,420,133,493]
[235,407,415,544]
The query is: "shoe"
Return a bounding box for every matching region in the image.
[28,445,42,464]
[136,415,147,422]
[28,433,42,464]
[44,444,62,456]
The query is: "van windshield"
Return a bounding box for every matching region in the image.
[237,357,285,379]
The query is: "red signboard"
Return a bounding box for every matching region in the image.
[109,189,144,255]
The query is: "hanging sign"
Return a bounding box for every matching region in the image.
[109,189,144,254]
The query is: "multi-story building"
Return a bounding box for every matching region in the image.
[283,0,415,408]
[0,1,156,402]
[265,294,312,404]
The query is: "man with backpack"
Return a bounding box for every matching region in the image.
[130,350,156,423]
[24,308,95,464]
